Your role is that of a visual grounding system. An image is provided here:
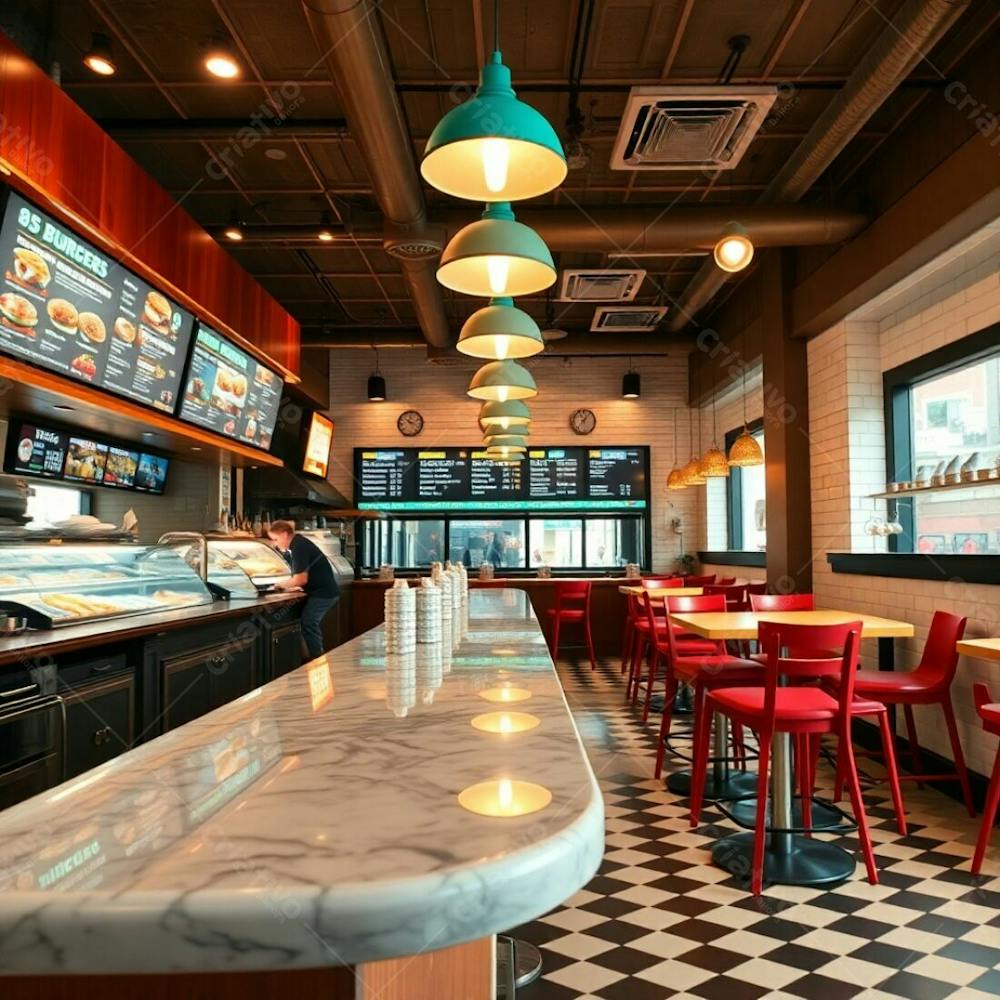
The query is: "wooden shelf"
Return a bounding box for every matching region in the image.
[869,476,1000,500]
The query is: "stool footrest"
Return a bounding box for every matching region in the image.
[715,793,857,835]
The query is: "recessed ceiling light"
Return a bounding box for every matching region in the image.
[142,432,155,438]
[203,38,240,79]
[191,446,202,452]
[223,225,243,241]
[264,148,287,161]
[83,32,116,76]
[317,229,335,242]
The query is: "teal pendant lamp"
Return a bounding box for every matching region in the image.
[438,202,556,297]
[467,359,537,402]
[458,297,543,360]
[479,399,531,430]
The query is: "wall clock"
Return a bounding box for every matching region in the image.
[397,409,424,436]
[570,408,597,435]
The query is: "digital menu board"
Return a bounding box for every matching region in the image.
[354,446,648,511]
[179,323,283,450]
[588,447,646,499]
[4,419,169,495]
[0,191,193,413]
[302,412,334,479]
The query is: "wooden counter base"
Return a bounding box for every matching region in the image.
[0,937,494,1000]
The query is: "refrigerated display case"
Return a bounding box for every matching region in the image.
[0,543,214,629]
[160,534,292,599]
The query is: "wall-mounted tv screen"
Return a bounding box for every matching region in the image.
[302,412,334,479]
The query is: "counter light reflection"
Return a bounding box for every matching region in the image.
[458,778,552,818]
[479,685,532,704]
[471,711,540,734]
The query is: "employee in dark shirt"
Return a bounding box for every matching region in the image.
[267,520,339,660]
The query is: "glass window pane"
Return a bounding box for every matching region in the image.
[740,431,766,551]
[26,483,84,527]
[448,519,526,568]
[910,354,1000,554]
[385,519,445,568]
[529,519,582,568]
[585,518,644,567]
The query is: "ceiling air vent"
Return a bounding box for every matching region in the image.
[590,306,667,333]
[559,269,645,302]
[610,85,777,171]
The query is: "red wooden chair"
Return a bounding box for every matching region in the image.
[705,583,750,611]
[649,593,760,779]
[683,574,717,587]
[750,593,815,612]
[746,581,767,598]
[620,578,683,677]
[691,620,880,894]
[850,611,973,816]
[716,577,737,586]
[546,581,596,670]
[972,683,1000,875]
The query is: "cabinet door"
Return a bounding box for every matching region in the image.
[162,651,212,732]
[271,622,303,679]
[63,674,135,779]
[209,635,259,709]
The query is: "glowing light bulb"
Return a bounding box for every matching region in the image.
[498,778,514,810]
[713,231,754,272]
[486,255,510,295]
[496,385,509,403]
[482,138,510,194]
[498,417,510,430]
[492,334,510,360]
[499,714,512,733]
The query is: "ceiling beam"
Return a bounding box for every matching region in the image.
[98,118,350,141]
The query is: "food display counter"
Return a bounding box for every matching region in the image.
[162,533,291,599]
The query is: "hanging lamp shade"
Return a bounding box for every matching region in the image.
[681,455,706,487]
[438,203,556,298]
[666,466,687,490]
[728,427,764,467]
[458,297,543,360]
[482,434,528,451]
[699,444,730,478]
[485,447,524,462]
[421,51,567,203]
[367,372,386,401]
[467,359,537,402]
[479,399,531,430]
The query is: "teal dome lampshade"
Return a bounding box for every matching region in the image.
[437,203,556,298]
[483,436,528,453]
[479,399,531,430]
[467,359,537,402]
[421,51,567,203]
[458,297,544,360]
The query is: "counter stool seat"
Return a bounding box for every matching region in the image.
[547,608,586,621]
[712,685,837,723]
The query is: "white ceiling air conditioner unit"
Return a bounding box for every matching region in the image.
[559,269,646,302]
[590,306,667,333]
[610,85,778,171]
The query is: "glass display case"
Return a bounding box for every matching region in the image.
[0,543,214,629]
[161,534,291,599]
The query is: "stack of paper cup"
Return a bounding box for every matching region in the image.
[385,651,416,718]
[384,581,416,653]
[438,570,454,620]
[416,643,443,705]
[416,583,443,644]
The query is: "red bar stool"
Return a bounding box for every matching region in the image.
[646,594,760,782]
[546,581,596,670]
[747,581,767,598]
[972,683,1000,875]
[691,621,880,894]
[620,578,683,679]
[850,611,974,816]
[683,574,716,587]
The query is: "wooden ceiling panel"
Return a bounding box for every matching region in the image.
[586,0,676,77]
[221,0,331,80]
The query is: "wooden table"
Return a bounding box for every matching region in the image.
[668,609,915,889]
[618,586,705,598]
[958,638,1000,662]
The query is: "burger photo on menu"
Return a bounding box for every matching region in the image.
[0,292,39,336]
[211,365,247,417]
[142,290,175,336]
[64,439,108,483]
[46,298,79,336]
[9,247,52,291]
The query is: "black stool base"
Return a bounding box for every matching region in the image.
[724,795,852,833]
[712,831,855,888]
[667,769,758,800]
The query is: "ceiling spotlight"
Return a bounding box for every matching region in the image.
[83,32,116,76]
[622,367,640,399]
[317,229,335,242]
[367,347,386,401]
[222,208,244,242]
[203,37,241,79]
[264,147,287,161]
[713,223,754,273]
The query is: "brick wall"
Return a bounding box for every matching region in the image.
[808,223,1000,777]
[326,349,698,574]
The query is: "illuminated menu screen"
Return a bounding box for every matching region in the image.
[355,446,648,511]
[527,448,584,499]
[179,323,283,451]
[588,447,646,499]
[0,191,192,413]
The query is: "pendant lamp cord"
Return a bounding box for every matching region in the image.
[742,355,748,428]
[373,344,381,375]
[494,0,501,52]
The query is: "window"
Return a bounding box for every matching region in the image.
[448,519,526,569]
[529,519,583,568]
[885,326,1000,555]
[365,518,445,568]
[585,518,645,567]
[725,421,766,551]
[25,483,87,527]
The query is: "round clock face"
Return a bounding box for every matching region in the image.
[570,408,597,435]
[397,409,424,437]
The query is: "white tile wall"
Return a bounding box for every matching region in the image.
[808,226,1000,777]
[326,349,699,574]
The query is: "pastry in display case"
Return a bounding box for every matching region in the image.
[160,534,291,599]
[0,543,214,629]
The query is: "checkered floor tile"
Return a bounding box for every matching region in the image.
[508,654,1000,1000]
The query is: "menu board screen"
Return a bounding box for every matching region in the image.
[7,423,67,479]
[416,450,470,500]
[588,447,646,499]
[179,323,283,450]
[0,192,193,413]
[527,448,584,499]
[103,446,139,489]
[357,450,412,501]
[302,412,333,478]
[135,453,169,494]
[470,451,524,500]
[63,437,108,484]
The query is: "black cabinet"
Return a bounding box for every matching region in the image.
[270,621,303,679]
[161,634,258,732]
[63,674,135,779]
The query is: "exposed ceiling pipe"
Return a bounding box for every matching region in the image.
[301,0,452,349]
[666,0,971,332]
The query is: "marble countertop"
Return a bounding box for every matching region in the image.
[0,589,604,975]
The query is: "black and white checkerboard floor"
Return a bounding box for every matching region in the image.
[508,656,1000,1000]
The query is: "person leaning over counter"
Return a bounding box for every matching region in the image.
[266,519,339,659]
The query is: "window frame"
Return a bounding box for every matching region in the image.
[883,324,1000,555]
[725,417,765,552]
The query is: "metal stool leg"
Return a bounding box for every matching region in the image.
[496,936,542,998]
